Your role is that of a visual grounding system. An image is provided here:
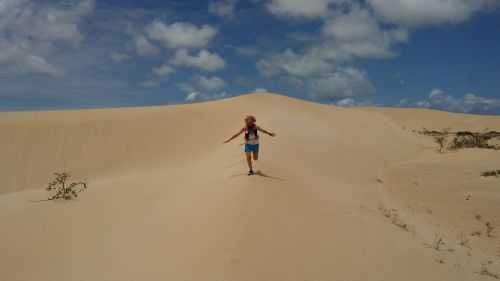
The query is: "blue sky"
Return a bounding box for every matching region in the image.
[0,0,499,114]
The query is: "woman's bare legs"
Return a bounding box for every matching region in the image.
[246,152,253,172]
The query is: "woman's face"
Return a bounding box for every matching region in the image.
[245,118,254,126]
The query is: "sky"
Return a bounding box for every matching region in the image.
[0,0,499,114]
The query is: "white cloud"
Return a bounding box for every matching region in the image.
[257,49,334,77]
[320,7,408,59]
[185,92,201,102]
[178,82,196,93]
[254,5,410,103]
[0,0,94,77]
[170,49,226,72]
[309,67,375,100]
[182,77,225,92]
[367,0,498,27]
[0,47,64,77]
[143,64,175,87]
[180,75,228,102]
[196,76,226,91]
[266,0,336,18]
[145,21,218,49]
[110,52,132,62]
[400,89,500,113]
[20,54,65,77]
[209,0,238,18]
[152,64,175,77]
[185,91,229,102]
[335,98,375,107]
[135,34,160,56]
[254,88,268,93]
[336,98,356,107]
[460,93,500,113]
[257,6,407,80]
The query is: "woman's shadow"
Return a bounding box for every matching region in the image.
[231,170,284,181]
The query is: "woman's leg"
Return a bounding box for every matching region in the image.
[253,151,259,161]
[246,152,253,172]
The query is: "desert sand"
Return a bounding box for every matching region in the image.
[1,93,499,281]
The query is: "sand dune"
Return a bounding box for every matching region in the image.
[1,93,499,281]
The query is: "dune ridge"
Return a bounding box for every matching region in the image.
[1,93,499,281]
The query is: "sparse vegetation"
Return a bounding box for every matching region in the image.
[436,257,446,264]
[458,233,471,249]
[471,230,482,237]
[46,172,87,201]
[379,206,409,231]
[434,135,447,153]
[482,170,500,178]
[427,235,446,251]
[419,129,500,153]
[477,263,500,280]
[486,222,495,238]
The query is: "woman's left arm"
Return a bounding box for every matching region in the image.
[257,126,276,137]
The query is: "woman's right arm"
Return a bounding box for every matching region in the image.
[224,128,244,143]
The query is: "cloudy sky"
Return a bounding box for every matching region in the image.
[1,0,499,114]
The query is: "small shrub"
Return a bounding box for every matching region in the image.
[481,170,500,178]
[477,263,499,280]
[46,172,87,201]
[471,230,482,237]
[458,233,471,249]
[435,136,447,153]
[419,130,500,152]
[379,206,409,231]
[429,235,445,251]
[486,222,495,238]
[424,234,449,252]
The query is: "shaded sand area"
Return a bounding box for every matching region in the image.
[1,93,499,281]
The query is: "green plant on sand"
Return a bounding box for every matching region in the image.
[46,172,87,200]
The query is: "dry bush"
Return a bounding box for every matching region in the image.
[379,206,409,231]
[477,263,499,280]
[486,222,495,238]
[481,170,500,178]
[427,235,446,251]
[419,129,500,153]
[436,257,446,264]
[458,232,471,249]
[46,172,87,201]
[449,131,498,150]
[471,230,482,237]
[478,268,499,280]
[435,136,447,153]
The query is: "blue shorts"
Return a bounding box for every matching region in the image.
[244,143,259,153]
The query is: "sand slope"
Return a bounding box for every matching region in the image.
[1,93,499,281]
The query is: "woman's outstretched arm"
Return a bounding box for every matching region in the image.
[257,126,276,137]
[224,128,244,143]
